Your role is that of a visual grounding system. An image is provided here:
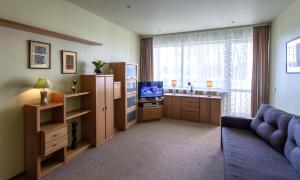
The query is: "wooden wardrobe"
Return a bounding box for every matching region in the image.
[81,75,114,146]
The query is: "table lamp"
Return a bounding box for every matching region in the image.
[206,80,213,96]
[33,78,52,106]
[172,80,177,94]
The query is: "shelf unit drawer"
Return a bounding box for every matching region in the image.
[42,136,67,156]
[41,126,67,144]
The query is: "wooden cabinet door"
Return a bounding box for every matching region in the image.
[171,96,181,120]
[163,96,172,118]
[105,76,114,139]
[96,76,106,145]
[200,98,211,123]
[210,99,221,125]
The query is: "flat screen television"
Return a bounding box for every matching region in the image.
[138,81,163,99]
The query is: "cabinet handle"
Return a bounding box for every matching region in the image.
[105,106,108,110]
[52,144,57,147]
[102,107,105,111]
[52,134,58,138]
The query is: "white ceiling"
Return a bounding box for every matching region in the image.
[67,0,295,35]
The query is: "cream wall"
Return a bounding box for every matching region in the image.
[270,0,300,114]
[0,0,140,179]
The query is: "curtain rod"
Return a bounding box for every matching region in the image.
[142,22,270,38]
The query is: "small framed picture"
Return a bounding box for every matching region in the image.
[28,40,51,69]
[287,36,300,73]
[61,50,77,74]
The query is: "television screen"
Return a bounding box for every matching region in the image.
[138,81,163,99]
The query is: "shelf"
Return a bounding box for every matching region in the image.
[126,77,137,80]
[66,141,91,162]
[127,119,137,128]
[0,18,103,46]
[65,91,91,98]
[66,109,91,120]
[39,103,64,110]
[139,105,163,110]
[127,106,137,113]
[41,158,64,177]
[127,93,137,98]
[25,102,64,111]
[40,122,66,133]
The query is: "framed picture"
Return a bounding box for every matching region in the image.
[61,50,77,74]
[28,40,51,69]
[287,36,300,73]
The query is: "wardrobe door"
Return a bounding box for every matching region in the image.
[96,76,106,145]
[105,76,114,139]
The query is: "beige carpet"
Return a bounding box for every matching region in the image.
[42,119,224,180]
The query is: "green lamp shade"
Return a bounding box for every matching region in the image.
[33,78,52,89]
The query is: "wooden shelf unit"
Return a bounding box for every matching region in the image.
[111,62,138,130]
[24,91,95,180]
[24,98,65,180]
[52,91,94,147]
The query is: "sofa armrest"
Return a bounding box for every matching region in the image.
[221,116,253,130]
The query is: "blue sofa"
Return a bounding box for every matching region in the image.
[221,104,300,180]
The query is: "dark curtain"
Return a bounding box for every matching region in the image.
[251,25,270,117]
[140,37,153,81]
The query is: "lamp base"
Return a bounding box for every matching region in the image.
[40,91,48,106]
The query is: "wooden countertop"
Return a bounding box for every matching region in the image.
[164,93,221,100]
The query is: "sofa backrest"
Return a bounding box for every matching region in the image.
[285,116,300,176]
[251,104,294,153]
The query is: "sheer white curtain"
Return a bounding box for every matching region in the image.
[153,27,253,117]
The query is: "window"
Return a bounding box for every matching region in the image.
[153,27,253,117]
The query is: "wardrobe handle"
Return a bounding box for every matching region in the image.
[102,107,105,111]
[105,106,108,110]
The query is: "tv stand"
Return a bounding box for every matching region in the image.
[138,99,163,122]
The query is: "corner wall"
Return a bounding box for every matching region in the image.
[0,0,140,178]
[270,0,300,114]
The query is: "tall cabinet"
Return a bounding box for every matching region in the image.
[81,75,114,145]
[111,62,138,130]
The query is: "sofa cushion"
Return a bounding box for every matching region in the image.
[285,116,300,176]
[251,104,293,153]
[222,127,300,180]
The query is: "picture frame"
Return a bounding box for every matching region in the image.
[28,40,51,69]
[61,50,77,74]
[287,36,300,73]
